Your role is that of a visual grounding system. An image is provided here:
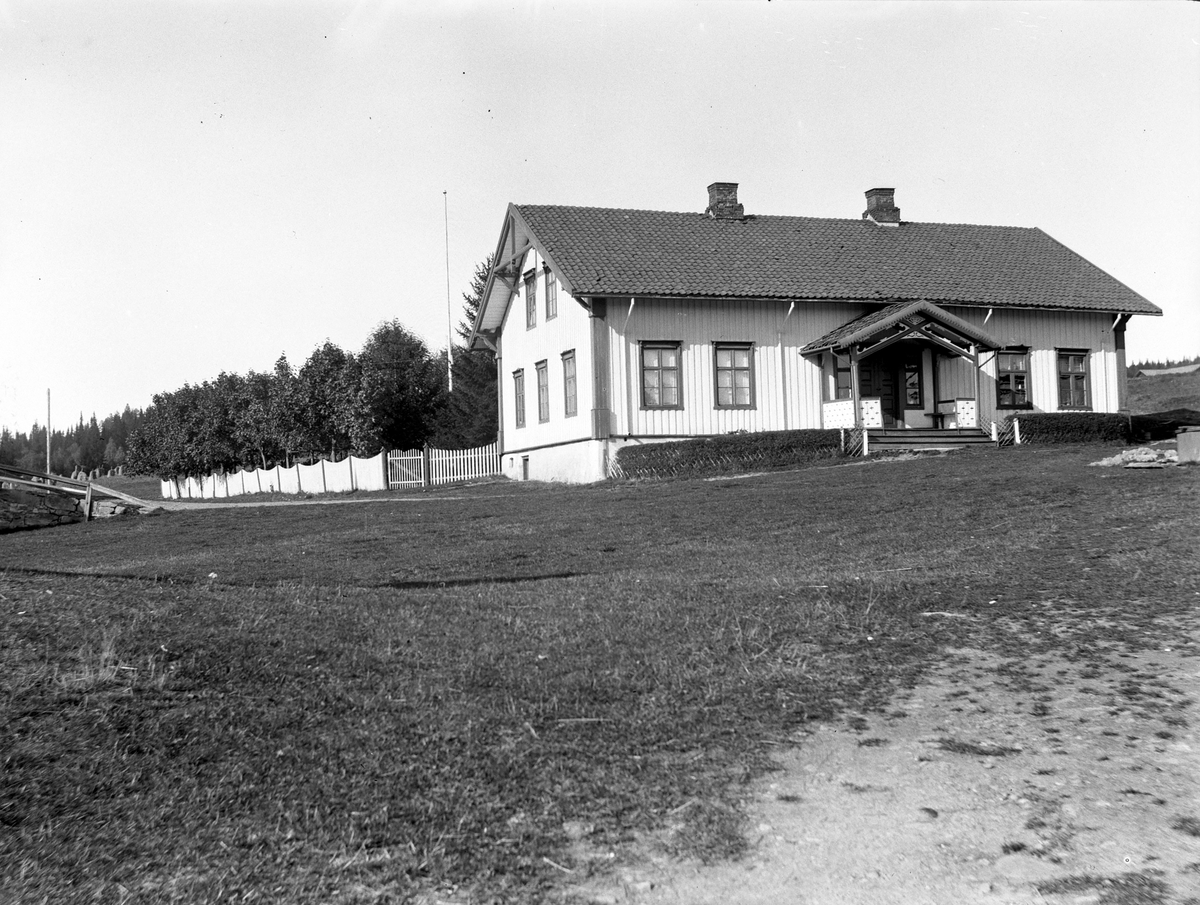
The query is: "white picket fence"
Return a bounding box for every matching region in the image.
[160,443,500,500]
[387,443,500,489]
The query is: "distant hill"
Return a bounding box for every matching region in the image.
[1127,369,1200,415]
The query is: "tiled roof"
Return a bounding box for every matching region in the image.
[800,301,1003,353]
[513,205,1160,315]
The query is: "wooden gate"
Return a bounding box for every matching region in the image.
[386,443,500,489]
[386,450,426,489]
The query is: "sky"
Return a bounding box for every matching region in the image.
[1,0,1197,434]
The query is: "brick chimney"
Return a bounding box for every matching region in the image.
[862,187,901,225]
[706,182,744,220]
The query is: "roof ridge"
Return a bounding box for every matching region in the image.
[515,203,1046,232]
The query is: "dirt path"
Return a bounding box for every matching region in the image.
[569,617,1200,905]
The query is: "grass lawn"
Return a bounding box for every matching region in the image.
[2,445,1198,904]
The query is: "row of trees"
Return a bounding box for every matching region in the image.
[0,408,147,476]
[125,260,497,479]
[1128,356,1200,374]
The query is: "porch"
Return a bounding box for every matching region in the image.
[803,300,1003,433]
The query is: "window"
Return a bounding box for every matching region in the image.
[1058,350,1090,410]
[524,270,537,329]
[641,342,681,408]
[513,369,526,428]
[903,361,922,408]
[562,350,577,417]
[833,355,852,400]
[536,360,549,423]
[544,267,557,320]
[714,343,754,408]
[996,348,1030,409]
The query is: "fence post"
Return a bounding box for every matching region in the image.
[1013,418,1022,445]
[320,458,327,494]
[421,447,431,488]
[862,429,869,457]
[382,449,389,489]
[990,421,998,442]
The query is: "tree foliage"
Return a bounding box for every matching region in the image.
[91,262,504,479]
[430,256,498,449]
[125,316,469,478]
[0,407,145,476]
[357,322,445,452]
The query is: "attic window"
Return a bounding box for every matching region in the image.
[524,270,537,329]
[544,266,557,320]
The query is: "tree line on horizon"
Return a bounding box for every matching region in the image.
[1127,355,1200,374]
[0,259,498,481]
[0,408,146,477]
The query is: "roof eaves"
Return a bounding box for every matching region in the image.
[1030,228,1162,316]
[469,206,523,351]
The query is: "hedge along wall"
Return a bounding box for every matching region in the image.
[613,429,850,480]
[1010,413,1132,444]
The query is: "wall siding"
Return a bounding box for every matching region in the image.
[943,307,1123,420]
[605,298,868,437]
[497,248,594,454]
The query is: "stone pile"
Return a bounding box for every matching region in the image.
[1088,445,1179,468]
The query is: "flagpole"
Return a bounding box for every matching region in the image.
[444,191,453,394]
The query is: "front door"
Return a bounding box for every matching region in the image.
[858,359,900,427]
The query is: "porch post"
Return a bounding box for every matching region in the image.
[971,344,980,412]
[849,346,862,425]
[931,352,940,412]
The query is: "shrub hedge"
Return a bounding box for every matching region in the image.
[1129,408,1200,442]
[614,429,849,480]
[1009,412,1132,444]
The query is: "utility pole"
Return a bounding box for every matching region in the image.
[46,389,51,474]
[444,190,453,393]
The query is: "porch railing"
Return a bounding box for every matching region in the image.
[821,397,884,429]
[935,398,977,429]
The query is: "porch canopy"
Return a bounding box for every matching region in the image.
[803,300,1004,430]
[800,299,1002,361]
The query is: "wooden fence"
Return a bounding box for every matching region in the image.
[159,443,502,499]
[387,442,500,489]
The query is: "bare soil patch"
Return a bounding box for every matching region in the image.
[569,619,1199,904]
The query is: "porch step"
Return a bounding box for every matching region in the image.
[868,428,994,451]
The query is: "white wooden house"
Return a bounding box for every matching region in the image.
[469,183,1160,482]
